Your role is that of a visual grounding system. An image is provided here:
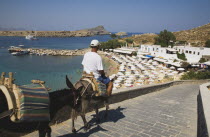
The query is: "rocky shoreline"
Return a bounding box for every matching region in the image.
[0,26,110,37]
[9,47,90,56]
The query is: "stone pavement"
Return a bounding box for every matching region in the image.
[26,83,198,137]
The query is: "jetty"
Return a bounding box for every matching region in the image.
[8,47,90,56]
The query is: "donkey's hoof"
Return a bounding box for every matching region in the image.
[72,128,77,133]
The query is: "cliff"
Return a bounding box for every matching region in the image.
[0,26,110,37]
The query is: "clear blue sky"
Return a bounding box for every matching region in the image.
[0,0,210,33]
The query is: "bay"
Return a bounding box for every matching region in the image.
[0,33,140,91]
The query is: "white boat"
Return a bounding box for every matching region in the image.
[11,50,29,56]
[25,34,34,40]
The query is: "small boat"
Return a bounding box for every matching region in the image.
[11,50,29,56]
[25,34,34,40]
[8,46,22,53]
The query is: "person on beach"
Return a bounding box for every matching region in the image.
[82,39,113,96]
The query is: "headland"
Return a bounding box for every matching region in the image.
[0,26,110,37]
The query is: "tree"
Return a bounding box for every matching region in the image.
[177,52,187,61]
[181,61,189,68]
[110,34,117,39]
[99,39,123,50]
[155,29,176,47]
[125,39,134,44]
[199,58,206,63]
[205,39,210,48]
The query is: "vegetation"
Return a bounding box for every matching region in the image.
[99,39,123,50]
[125,39,134,44]
[133,52,137,56]
[155,29,176,47]
[181,71,210,80]
[205,39,210,48]
[199,58,207,63]
[181,61,190,68]
[177,52,187,60]
[110,34,117,39]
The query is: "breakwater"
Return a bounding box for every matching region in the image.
[9,47,90,56]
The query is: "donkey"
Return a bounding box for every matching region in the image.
[66,76,110,133]
[0,87,83,137]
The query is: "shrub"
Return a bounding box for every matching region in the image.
[205,39,210,48]
[177,52,187,61]
[181,71,210,80]
[199,58,207,63]
[181,62,190,68]
[125,39,134,44]
[99,39,123,50]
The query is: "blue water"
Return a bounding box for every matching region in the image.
[0,33,140,91]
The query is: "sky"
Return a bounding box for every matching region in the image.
[0,0,210,33]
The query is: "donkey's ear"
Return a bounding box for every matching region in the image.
[66,75,75,90]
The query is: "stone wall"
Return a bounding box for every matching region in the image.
[197,82,210,137]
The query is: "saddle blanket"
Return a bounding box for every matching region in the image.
[95,80,107,96]
[18,84,50,122]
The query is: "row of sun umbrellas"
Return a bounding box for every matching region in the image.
[107,53,185,90]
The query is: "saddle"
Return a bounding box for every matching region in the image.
[80,72,107,97]
[0,72,50,122]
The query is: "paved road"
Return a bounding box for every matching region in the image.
[26,83,198,137]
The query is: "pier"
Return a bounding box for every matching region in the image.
[8,47,90,56]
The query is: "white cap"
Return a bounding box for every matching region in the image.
[90,39,100,47]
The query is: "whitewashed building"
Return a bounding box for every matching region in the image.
[174,45,210,63]
[138,45,178,60]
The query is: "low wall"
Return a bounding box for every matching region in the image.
[198,82,210,137]
[109,80,210,105]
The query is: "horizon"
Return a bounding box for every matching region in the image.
[0,0,210,33]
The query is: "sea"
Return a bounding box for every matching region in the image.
[0,33,140,91]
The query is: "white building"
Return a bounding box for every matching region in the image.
[174,46,210,63]
[138,45,178,60]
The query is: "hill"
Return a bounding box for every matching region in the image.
[0,26,110,37]
[173,23,210,46]
[121,23,210,46]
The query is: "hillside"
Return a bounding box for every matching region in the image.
[173,23,210,46]
[122,23,210,46]
[0,26,110,37]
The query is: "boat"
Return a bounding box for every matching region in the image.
[11,50,29,56]
[8,46,22,53]
[25,34,34,40]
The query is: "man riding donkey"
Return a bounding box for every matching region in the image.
[81,39,113,96]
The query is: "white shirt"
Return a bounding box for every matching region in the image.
[82,52,103,79]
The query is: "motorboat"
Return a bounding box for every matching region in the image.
[11,50,29,56]
[25,34,34,40]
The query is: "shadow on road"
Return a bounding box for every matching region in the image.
[58,106,126,137]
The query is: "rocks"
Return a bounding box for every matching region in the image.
[15,48,90,56]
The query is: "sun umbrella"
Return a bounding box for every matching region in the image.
[170,66,175,69]
[177,68,185,71]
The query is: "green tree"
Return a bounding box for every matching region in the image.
[99,39,122,50]
[181,61,189,68]
[110,34,117,39]
[199,58,206,63]
[205,39,210,48]
[125,39,134,44]
[155,29,176,47]
[177,52,187,61]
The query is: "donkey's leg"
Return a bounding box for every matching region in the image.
[38,123,47,137]
[81,113,90,131]
[46,125,52,137]
[104,98,109,119]
[71,109,77,133]
[94,104,100,124]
